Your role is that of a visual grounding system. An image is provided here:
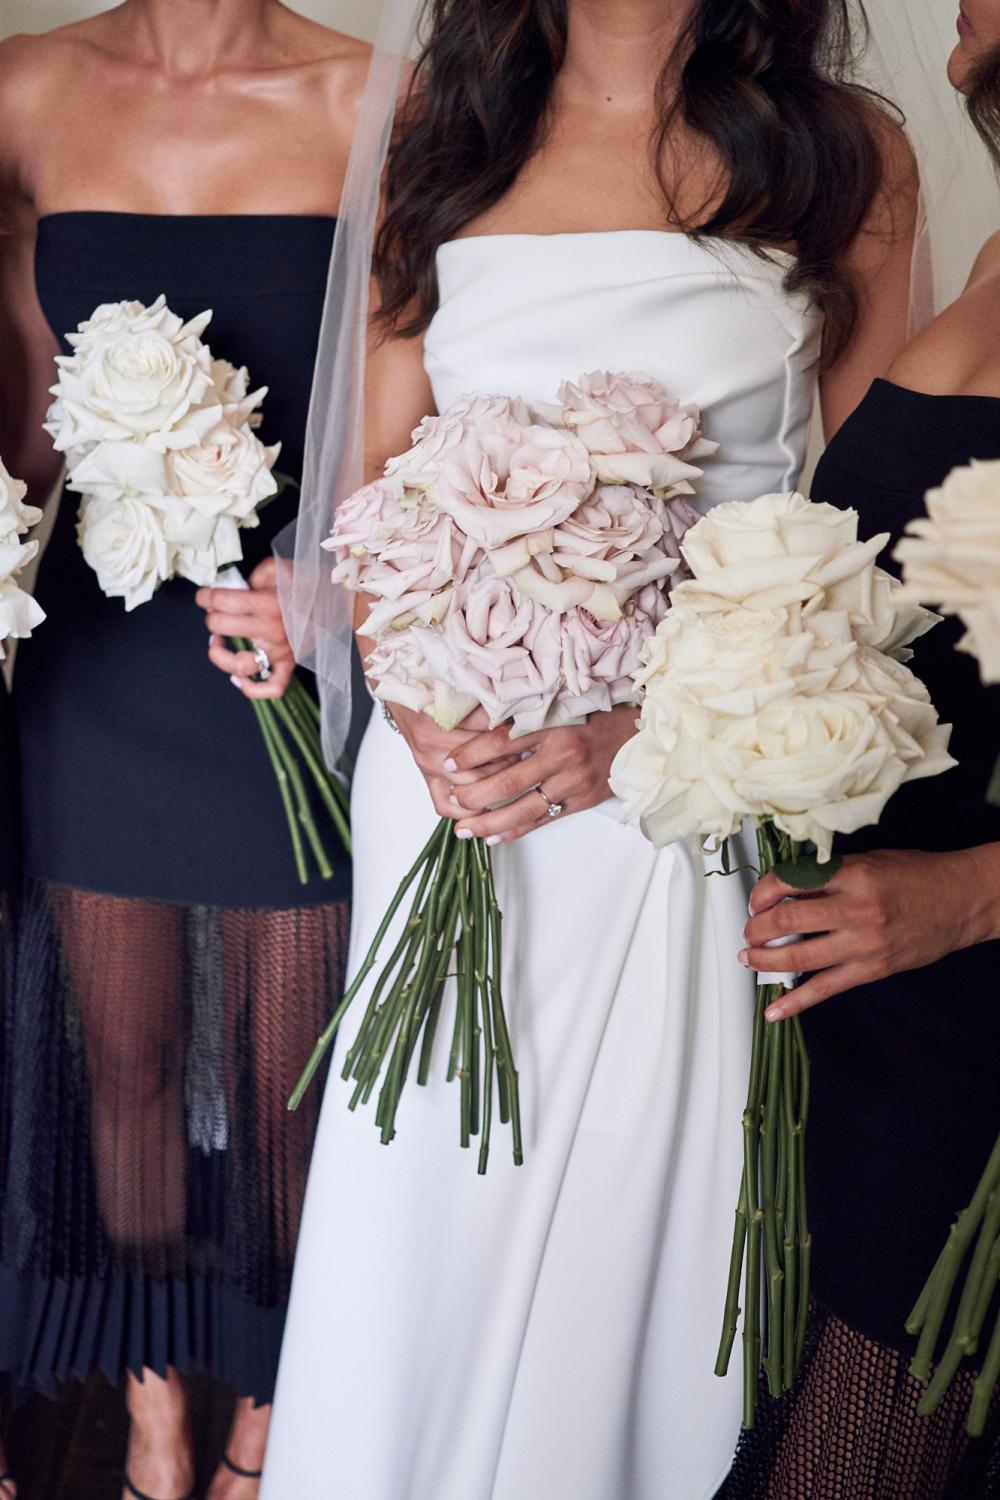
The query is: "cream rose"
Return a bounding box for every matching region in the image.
[46,296,217,454]
[77,493,175,611]
[676,490,935,658]
[168,423,279,520]
[611,599,955,859]
[0,457,45,654]
[896,459,1000,682]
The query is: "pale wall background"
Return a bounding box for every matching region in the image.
[0,0,376,41]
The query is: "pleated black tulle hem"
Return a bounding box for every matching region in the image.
[0,1262,285,1406]
[717,1301,1000,1500]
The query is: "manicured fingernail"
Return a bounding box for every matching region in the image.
[450,794,461,807]
[765,1005,786,1023]
[455,828,473,840]
[738,949,750,968]
[444,758,458,773]
[486,835,502,847]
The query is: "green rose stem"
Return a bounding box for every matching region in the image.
[231,636,352,883]
[716,819,817,1429]
[288,816,522,1175]
[251,698,308,885]
[907,1130,1000,1434]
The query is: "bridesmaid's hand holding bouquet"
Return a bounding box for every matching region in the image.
[611,490,955,1427]
[44,296,350,884]
[894,458,1000,1436]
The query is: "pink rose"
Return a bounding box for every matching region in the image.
[545,370,716,494]
[326,478,481,632]
[367,629,479,731]
[556,587,664,720]
[412,570,563,736]
[513,484,686,619]
[425,410,593,558]
[387,394,535,486]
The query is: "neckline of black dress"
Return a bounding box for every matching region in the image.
[872,376,1000,407]
[37,211,338,227]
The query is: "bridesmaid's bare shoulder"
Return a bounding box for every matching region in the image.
[268,10,373,153]
[886,232,1000,400]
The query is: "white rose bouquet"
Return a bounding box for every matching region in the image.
[45,297,350,883]
[0,457,45,659]
[290,373,710,1172]
[895,459,1000,1436]
[610,491,955,1427]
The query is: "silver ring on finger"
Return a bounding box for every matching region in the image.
[252,644,273,682]
[533,784,563,819]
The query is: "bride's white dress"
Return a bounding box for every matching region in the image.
[262,232,822,1500]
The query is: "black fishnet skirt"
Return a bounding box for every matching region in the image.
[0,878,348,1404]
[717,1302,1000,1500]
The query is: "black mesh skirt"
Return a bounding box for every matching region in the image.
[717,1302,1000,1500]
[0,879,348,1404]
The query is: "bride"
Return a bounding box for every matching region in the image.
[263,1,917,1495]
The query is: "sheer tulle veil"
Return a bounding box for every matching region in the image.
[863,0,1000,326]
[275,0,422,765]
[281,0,1000,767]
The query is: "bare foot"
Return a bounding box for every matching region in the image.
[205,1398,270,1499]
[122,1369,195,1500]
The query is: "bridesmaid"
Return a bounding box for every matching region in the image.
[726,7,1000,1496]
[0,4,367,1498]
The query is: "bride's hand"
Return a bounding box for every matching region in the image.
[443,704,637,845]
[389,703,523,818]
[196,559,296,699]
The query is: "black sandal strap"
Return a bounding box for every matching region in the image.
[223,1454,264,1479]
[124,1479,194,1500]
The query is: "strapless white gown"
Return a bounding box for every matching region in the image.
[262,232,823,1500]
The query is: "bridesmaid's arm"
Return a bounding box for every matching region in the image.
[0,41,61,502]
[819,119,920,439]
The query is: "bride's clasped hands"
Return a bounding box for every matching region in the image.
[390,700,638,844]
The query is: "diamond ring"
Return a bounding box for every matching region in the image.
[534,785,563,819]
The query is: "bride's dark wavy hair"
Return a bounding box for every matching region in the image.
[375,0,899,366]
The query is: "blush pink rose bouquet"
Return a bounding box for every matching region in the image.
[290,374,711,1172]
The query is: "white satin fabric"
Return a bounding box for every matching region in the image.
[262,232,823,1500]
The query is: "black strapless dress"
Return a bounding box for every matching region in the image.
[0,214,350,1404]
[721,381,1000,1499]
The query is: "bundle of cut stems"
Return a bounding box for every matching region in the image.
[716,821,813,1429]
[289,819,522,1175]
[232,634,352,885]
[908,1132,1000,1437]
